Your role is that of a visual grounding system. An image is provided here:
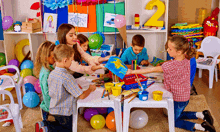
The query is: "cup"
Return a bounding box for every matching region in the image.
[112,86,121,96]
[152,91,163,101]
[104,82,114,92]
[138,91,149,101]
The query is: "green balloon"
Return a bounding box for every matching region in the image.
[0,53,6,66]
[88,34,103,49]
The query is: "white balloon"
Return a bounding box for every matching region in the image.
[129,110,148,129]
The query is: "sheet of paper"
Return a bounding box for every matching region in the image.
[78,88,104,103]
[75,77,92,91]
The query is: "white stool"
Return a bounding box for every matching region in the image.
[72,88,122,132]
[123,83,175,132]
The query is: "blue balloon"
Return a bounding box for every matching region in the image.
[20,60,34,70]
[107,107,114,114]
[24,83,35,93]
[23,92,40,108]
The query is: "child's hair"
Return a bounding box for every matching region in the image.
[34,41,55,78]
[167,35,196,59]
[57,23,81,62]
[132,34,145,47]
[47,15,53,21]
[53,44,75,62]
[77,34,91,55]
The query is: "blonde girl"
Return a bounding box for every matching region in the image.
[127,35,215,132]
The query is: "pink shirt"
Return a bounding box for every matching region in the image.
[161,58,191,102]
[69,43,100,74]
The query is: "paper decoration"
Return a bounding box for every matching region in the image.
[68,13,88,28]
[43,13,58,33]
[104,13,117,28]
[104,56,128,79]
[43,0,70,10]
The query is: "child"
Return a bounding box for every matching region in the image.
[127,35,216,132]
[33,41,55,122]
[36,44,96,132]
[121,34,149,66]
[77,34,91,65]
[57,23,109,76]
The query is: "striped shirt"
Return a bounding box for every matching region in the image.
[48,67,83,116]
[161,58,191,102]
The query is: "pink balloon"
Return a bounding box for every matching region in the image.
[23,76,38,86]
[34,79,41,94]
[114,15,126,28]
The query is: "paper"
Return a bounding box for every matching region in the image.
[104,13,117,28]
[43,13,57,33]
[75,77,91,91]
[68,13,88,28]
[77,88,104,103]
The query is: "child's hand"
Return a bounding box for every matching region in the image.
[98,55,111,63]
[140,60,149,66]
[91,64,105,71]
[156,62,164,66]
[89,84,96,92]
[126,69,133,75]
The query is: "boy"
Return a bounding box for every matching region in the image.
[121,34,149,66]
[35,44,96,132]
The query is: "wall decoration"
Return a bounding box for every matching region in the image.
[104,13,117,28]
[68,13,88,28]
[43,0,70,10]
[43,13,57,33]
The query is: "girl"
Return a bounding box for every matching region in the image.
[127,35,216,132]
[33,41,56,132]
[57,23,109,76]
[77,34,91,65]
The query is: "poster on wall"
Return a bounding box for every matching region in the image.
[43,13,58,33]
[68,13,88,28]
[104,13,118,28]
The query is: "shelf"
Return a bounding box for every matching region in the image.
[126,30,167,33]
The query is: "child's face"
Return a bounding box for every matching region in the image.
[80,41,89,52]
[66,28,77,46]
[167,41,178,58]
[64,53,74,68]
[48,51,55,65]
[132,45,144,55]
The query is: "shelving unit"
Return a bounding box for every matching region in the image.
[125,0,169,60]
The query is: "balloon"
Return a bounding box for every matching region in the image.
[20,60,34,71]
[84,108,99,121]
[8,59,19,73]
[88,34,103,49]
[90,115,105,130]
[0,65,7,75]
[20,69,33,78]
[23,91,40,108]
[107,107,114,114]
[114,15,126,28]
[23,76,38,86]
[3,73,14,91]
[34,79,41,94]
[24,83,35,93]
[106,111,116,131]
[96,108,107,115]
[0,53,6,66]
[2,16,13,30]
[129,110,148,129]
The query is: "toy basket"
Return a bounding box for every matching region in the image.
[119,74,148,90]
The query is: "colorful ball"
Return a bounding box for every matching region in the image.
[0,53,6,66]
[20,60,34,70]
[20,69,33,78]
[106,111,116,131]
[8,59,19,73]
[84,108,99,121]
[88,34,103,49]
[0,65,7,75]
[90,114,105,130]
[96,108,107,115]
[129,110,148,129]
[107,107,114,114]
[23,76,38,86]
[23,92,40,108]
[34,79,41,94]
[24,83,35,93]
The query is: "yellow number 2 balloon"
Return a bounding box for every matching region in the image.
[144,0,165,27]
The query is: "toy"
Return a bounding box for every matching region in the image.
[0,109,8,119]
[129,110,148,129]
[119,74,148,90]
[20,68,33,78]
[2,16,13,30]
[23,91,40,108]
[84,108,99,121]
[15,39,30,62]
[88,34,103,49]
[96,108,108,115]
[20,60,34,70]
[34,79,41,94]
[0,53,6,66]
[134,14,140,27]
[24,83,35,93]
[106,111,116,131]
[23,76,38,86]
[198,8,207,25]
[14,21,22,32]
[8,59,19,73]
[21,18,41,33]
[90,114,105,130]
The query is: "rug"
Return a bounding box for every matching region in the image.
[0,94,219,132]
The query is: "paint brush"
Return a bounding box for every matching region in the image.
[101,89,105,98]
[128,93,138,103]
[107,90,110,100]
[118,49,122,57]
[135,74,143,91]
[120,92,136,102]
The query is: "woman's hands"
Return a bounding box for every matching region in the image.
[91,64,105,71]
[98,55,111,63]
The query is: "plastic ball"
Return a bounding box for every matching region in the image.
[24,83,35,93]
[90,114,105,130]
[96,107,107,115]
[0,65,7,75]
[84,108,99,121]
[129,110,148,129]
[23,92,40,108]
[106,111,116,131]
[0,53,6,66]
[23,76,38,86]
[107,107,114,114]
[8,59,19,73]
[88,34,103,49]
[34,79,41,94]
[20,69,33,78]
[20,60,34,70]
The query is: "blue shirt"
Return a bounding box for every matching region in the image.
[81,51,90,65]
[121,47,149,65]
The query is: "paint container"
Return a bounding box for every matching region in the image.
[112,86,122,96]
[138,91,149,101]
[104,82,114,92]
[153,91,163,101]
